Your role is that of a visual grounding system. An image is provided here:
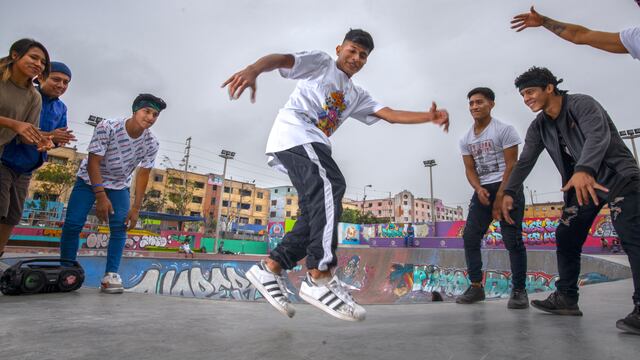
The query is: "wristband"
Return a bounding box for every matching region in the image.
[91,183,104,188]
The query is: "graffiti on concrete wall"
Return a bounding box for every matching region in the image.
[485,218,560,247]
[338,223,361,245]
[335,255,368,290]
[389,263,610,302]
[127,262,259,300]
[267,222,285,252]
[483,215,616,249]
[82,233,175,250]
[591,215,618,238]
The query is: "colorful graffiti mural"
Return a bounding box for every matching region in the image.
[2,247,626,305]
[73,258,265,300]
[360,224,377,244]
[334,254,368,290]
[267,222,285,252]
[483,215,615,249]
[338,223,361,245]
[396,264,608,302]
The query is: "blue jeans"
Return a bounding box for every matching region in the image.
[60,178,130,273]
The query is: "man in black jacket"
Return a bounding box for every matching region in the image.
[501,67,640,335]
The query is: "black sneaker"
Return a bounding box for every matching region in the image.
[531,291,582,316]
[508,289,529,309]
[456,285,485,304]
[616,305,640,335]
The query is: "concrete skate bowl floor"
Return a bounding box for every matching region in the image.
[0,248,631,304]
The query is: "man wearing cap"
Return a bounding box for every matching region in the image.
[501,66,640,335]
[37,61,76,147]
[59,93,166,294]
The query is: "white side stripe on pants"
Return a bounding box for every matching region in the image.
[302,143,335,271]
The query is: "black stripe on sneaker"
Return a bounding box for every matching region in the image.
[323,295,340,307]
[263,280,278,286]
[331,300,345,311]
[327,296,341,306]
[267,288,282,295]
[272,293,284,298]
[319,291,333,302]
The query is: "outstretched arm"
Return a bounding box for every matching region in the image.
[511,6,627,54]
[221,54,295,103]
[374,102,449,132]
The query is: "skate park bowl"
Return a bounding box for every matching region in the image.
[0,248,631,304]
[1,247,638,360]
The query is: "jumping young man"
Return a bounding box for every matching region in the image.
[59,93,165,294]
[502,67,640,334]
[222,29,449,321]
[457,87,528,309]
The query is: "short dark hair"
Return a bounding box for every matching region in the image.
[132,93,167,113]
[514,66,567,95]
[467,87,495,101]
[344,29,374,53]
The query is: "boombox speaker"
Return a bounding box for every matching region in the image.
[0,258,85,295]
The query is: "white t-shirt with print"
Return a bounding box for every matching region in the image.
[459,118,521,185]
[265,50,385,172]
[620,27,640,60]
[77,118,159,190]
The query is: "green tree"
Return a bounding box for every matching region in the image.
[165,170,195,216]
[340,208,361,223]
[340,209,390,224]
[34,162,77,202]
[141,189,166,212]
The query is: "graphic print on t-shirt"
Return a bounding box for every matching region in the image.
[468,140,500,177]
[316,91,347,137]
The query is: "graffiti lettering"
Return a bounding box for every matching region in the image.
[128,265,258,300]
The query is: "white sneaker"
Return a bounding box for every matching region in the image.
[100,272,124,294]
[299,274,366,322]
[246,260,295,318]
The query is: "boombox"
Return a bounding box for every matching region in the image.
[0,258,85,295]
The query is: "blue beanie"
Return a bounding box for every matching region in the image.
[50,61,72,79]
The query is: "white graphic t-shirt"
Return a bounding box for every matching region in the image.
[77,118,159,189]
[620,27,640,60]
[265,50,385,172]
[459,118,521,185]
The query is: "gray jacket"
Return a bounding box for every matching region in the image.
[504,94,639,202]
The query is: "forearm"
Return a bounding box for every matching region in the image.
[246,54,295,75]
[132,169,151,209]
[377,108,435,124]
[465,168,483,192]
[0,116,19,130]
[498,164,515,194]
[542,16,586,44]
[541,16,626,53]
[87,155,105,188]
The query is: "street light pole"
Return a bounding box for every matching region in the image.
[423,160,437,226]
[215,150,235,251]
[526,186,536,217]
[388,191,394,223]
[619,128,640,164]
[361,184,372,217]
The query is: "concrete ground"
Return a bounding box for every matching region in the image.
[1,278,639,360]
